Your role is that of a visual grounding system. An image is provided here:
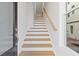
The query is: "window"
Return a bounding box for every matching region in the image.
[72,5,75,9]
[68,13,70,17]
[72,10,75,14]
[67,2,70,4]
[70,25,73,34]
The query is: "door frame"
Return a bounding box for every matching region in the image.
[13,2,17,47]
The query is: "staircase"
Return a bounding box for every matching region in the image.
[19,17,55,56]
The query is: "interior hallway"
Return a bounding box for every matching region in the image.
[18,2,79,56]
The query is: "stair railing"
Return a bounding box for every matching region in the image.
[43,7,58,31]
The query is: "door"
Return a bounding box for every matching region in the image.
[0,2,13,55]
[13,2,17,47]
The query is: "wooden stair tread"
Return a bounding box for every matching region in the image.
[33,25,46,26]
[36,16,43,19]
[26,34,49,36]
[34,19,45,20]
[27,30,48,32]
[19,51,55,56]
[34,22,45,23]
[34,23,46,24]
[34,20,45,22]
[24,38,50,41]
[30,28,47,29]
[22,44,52,48]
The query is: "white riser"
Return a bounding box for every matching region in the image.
[27,29,48,31]
[21,48,53,51]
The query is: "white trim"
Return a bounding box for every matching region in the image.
[59,2,66,46]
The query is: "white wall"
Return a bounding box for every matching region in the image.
[18,2,34,54]
[0,2,13,55]
[59,2,67,47]
[45,2,67,47]
[44,2,60,47]
[44,2,79,56]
